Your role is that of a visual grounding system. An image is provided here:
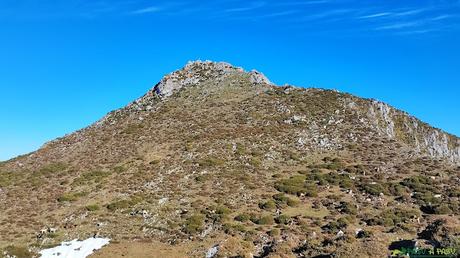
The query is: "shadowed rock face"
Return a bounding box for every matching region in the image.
[0,61,459,258]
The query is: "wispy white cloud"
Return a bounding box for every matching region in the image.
[224,1,266,12]
[259,10,299,18]
[274,0,334,7]
[376,21,421,30]
[359,12,392,19]
[393,8,426,17]
[396,29,435,35]
[429,14,452,21]
[130,6,162,15]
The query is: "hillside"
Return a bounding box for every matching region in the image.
[0,61,459,258]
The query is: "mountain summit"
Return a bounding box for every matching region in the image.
[1,61,459,257]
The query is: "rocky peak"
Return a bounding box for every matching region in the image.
[125,60,272,110]
[95,61,273,126]
[152,60,272,98]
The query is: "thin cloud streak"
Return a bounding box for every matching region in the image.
[224,1,266,12]
[130,6,162,15]
[359,12,392,19]
[376,21,421,30]
[273,0,334,7]
[393,8,426,17]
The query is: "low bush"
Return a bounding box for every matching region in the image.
[184,214,205,234]
[272,193,298,207]
[3,245,34,258]
[361,183,387,196]
[275,214,291,225]
[275,175,318,197]
[275,175,308,195]
[72,170,111,186]
[366,208,419,227]
[250,214,274,225]
[339,201,357,215]
[234,213,250,222]
[198,157,225,167]
[86,204,100,211]
[259,200,276,210]
[57,192,87,202]
[106,195,143,211]
[223,223,247,235]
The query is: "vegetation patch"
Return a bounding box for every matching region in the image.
[366,208,419,227]
[234,213,250,222]
[57,191,87,202]
[85,204,100,211]
[72,170,111,186]
[2,245,35,258]
[272,193,298,207]
[198,157,225,167]
[184,214,205,234]
[106,195,143,211]
[259,200,276,210]
[275,175,318,197]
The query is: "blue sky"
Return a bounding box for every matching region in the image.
[0,0,459,161]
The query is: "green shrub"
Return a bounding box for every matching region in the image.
[195,175,208,182]
[447,187,460,198]
[250,157,262,167]
[272,193,298,206]
[3,245,34,258]
[72,170,111,186]
[308,172,353,189]
[234,213,250,222]
[356,230,373,239]
[286,198,299,207]
[215,205,232,221]
[259,200,276,210]
[272,193,288,204]
[113,166,126,173]
[198,157,225,167]
[0,171,20,187]
[361,183,387,196]
[106,195,143,211]
[57,192,87,202]
[275,214,291,225]
[275,175,307,195]
[340,202,357,215]
[216,206,231,215]
[367,208,420,226]
[223,223,247,234]
[413,192,441,205]
[184,214,205,234]
[269,228,280,237]
[320,157,345,171]
[86,204,100,211]
[433,204,452,215]
[322,218,348,233]
[249,214,274,225]
[386,182,408,196]
[401,176,437,194]
[39,163,68,175]
[275,175,318,196]
[257,215,274,225]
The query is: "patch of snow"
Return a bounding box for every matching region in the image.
[39,238,110,258]
[206,245,220,258]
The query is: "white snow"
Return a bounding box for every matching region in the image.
[39,237,110,258]
[205,245,219,258]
